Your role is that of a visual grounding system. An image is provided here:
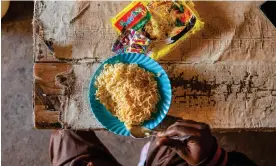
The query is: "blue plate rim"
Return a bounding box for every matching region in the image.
[88,53,172,136]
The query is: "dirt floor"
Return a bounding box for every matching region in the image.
[2,2,276,166]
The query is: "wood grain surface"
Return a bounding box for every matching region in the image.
[34,63,72,128]
[33,1,276,130]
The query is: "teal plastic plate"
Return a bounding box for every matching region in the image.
[88,53,172,136]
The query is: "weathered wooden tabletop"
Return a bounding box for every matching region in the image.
[33,1,276,131]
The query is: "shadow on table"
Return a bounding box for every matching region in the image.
[2,1,34,23]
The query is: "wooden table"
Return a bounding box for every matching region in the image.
[33,1,276,131]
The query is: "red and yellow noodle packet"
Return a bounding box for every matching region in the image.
[111,1,204,60]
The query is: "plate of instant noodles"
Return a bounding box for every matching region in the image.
[88,53,172,136]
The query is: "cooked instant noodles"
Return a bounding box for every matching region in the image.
[95,63,160,128]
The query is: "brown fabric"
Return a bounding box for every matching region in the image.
[49,130,121,166]
[49,130,256,166]
[49,130,189,166]
[144,137,257,166]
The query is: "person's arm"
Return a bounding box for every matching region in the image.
[156,120,257,166]
[49,130,122,166]
[201,137,257,166]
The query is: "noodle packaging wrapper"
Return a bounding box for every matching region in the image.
[112,29,150,54]
[111,1,204,60]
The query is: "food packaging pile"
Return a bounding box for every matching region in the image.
[111,1,204,60]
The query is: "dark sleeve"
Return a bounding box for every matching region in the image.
[199,137,257,166]
[49,130,122,166]
[227,151,257,166]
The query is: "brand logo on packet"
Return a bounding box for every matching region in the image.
[119,7,143,27]
[114,2,149,32]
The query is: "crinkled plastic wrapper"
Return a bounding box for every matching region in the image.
[111,1,204,60]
